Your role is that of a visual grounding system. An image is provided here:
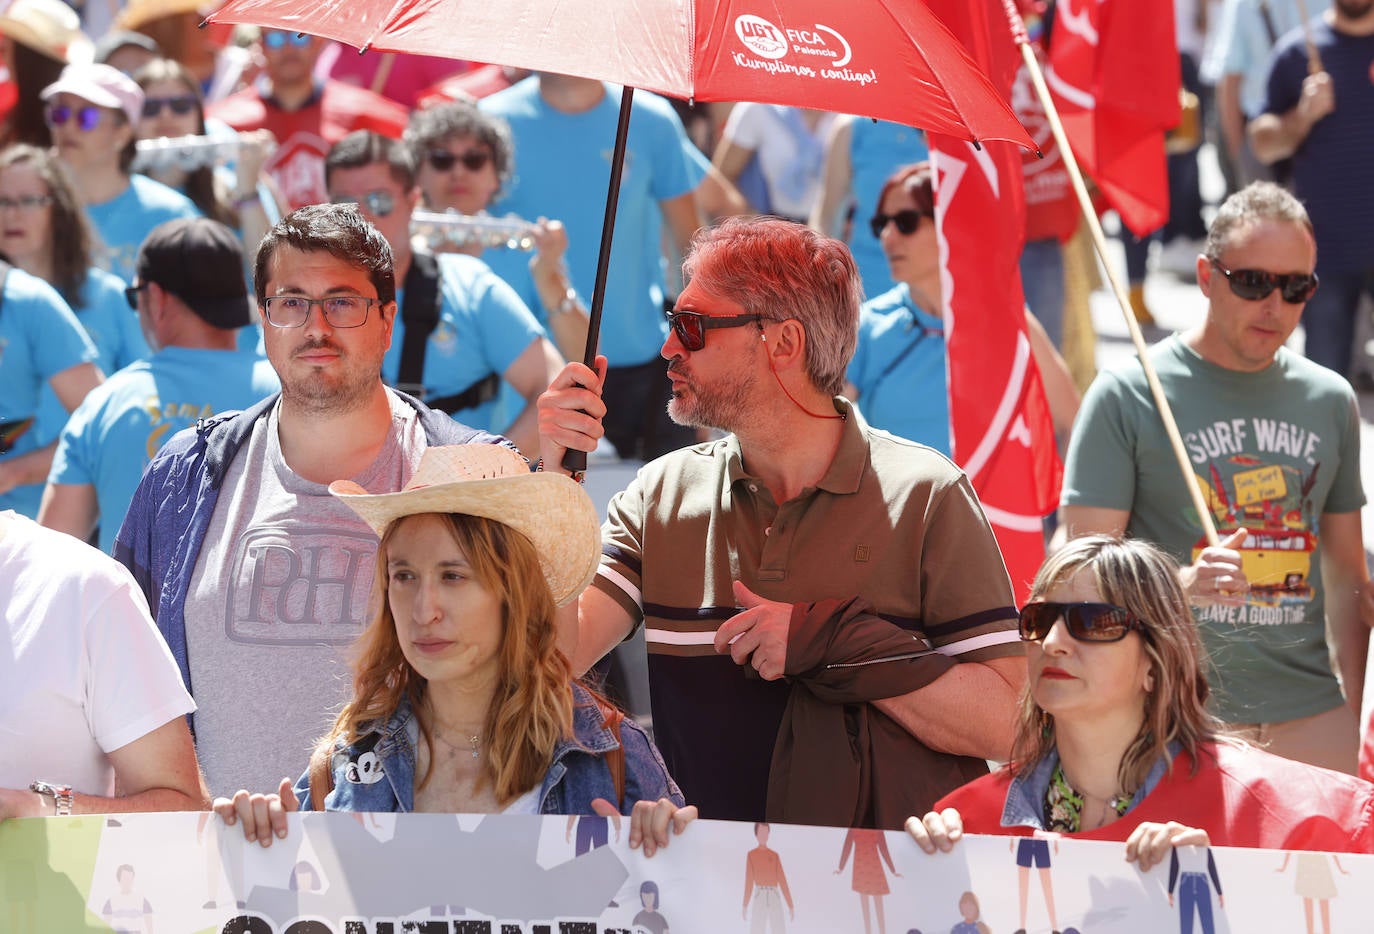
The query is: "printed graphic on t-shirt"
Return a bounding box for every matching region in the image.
[1185,415,1323,625]
[220,524,376,644]
[141,396,218,458]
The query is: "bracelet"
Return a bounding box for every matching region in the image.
[231,190,260,210]
[553,286,579,317]
[533,457,585,485]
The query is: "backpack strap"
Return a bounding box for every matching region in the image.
[396,251,441,397]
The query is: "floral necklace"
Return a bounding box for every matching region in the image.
[1044,762,1131,832]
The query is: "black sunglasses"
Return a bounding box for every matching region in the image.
[1211,259,1318,304]
[1018,602,1147,644]
[45,103,103,132]
[427,148,493,173]
[124,282,148,309]
[331,190,396,218]
[869,209,926,239]
[142,95,198,118]
[665,309,767,352]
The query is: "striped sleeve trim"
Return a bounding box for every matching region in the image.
[594,563,643,611]
[936,628,1023,657]
[601,543,642,576]
[924,606,1019,639]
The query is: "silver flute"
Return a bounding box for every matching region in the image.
[133,135,241,173]
[410,210,537,251]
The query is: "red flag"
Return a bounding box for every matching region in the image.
[925,0,1063,603]
[1044,0,1179,235]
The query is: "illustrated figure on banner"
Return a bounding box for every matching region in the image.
[632,879,670,934]
[1168,845,1224,934]
[951,890,990,934]
[834,826,901,934]
[1012,836,1060,934]
[101,864,154,934]
[743,822,795,932]
[1275,850,1349,934]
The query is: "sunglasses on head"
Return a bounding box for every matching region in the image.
[262,30,312,50]
[142,95,198,118]
[1018,602,1146,644]
[427,148,492,173]
[664,308,768,352]
[45,103,103,132]
[869,209,925,239]
[331,190,396,218]
[1211,258,1318,304]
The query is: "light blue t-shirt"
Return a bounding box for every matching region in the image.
[34,267,151,447]
[481,79,703,367]
[385,252,546,435]
[49,345,280,553]
[0,267,98,517]
[848,119,928,302]
[85,174,202,284]
[846,283,949,455]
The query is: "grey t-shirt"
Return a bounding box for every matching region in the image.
[185,394,425,795]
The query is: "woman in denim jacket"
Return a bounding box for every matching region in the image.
[215,444,694,853]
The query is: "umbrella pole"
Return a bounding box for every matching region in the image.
[562,85,636,475]
[1003,8,1219,547]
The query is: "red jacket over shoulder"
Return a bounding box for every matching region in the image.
[937,741,1374,853]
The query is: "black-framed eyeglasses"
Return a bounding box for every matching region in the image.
[262,30,312,50]
[665,309,768,352]
[0,194,52,211]
[263,294,380,328]
[869,209,926,239]
[45,103,103,132]
[1018,602,1147,644]
[1211,258,1319,304]
[124,282,148,309]
[142,95,198,118]
[331,190,396,218]
[427,148,492,173]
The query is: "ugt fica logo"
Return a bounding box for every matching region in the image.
[734,14,789,59]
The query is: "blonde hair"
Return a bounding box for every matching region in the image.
[1011,535,1225,794]
[309,512,574,806]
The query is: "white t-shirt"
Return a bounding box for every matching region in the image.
[722,103,836,219]
[0,511,195,796]
[183,394,425,795]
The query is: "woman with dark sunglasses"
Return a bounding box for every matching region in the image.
[39,62,200,284]
[132,58,281,264]
[843,162,1079,456]
[404,99,589,364]
[908,535,1374,869]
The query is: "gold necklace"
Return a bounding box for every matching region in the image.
[434,730,481,759]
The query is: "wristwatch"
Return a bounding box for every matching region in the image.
[30,780,74,816]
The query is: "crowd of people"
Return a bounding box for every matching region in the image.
[4,0,1374,923]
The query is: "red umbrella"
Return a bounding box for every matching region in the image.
[206,0,1034,147]
[205,0,1035,469]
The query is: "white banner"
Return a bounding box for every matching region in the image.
[4,811,1373,932]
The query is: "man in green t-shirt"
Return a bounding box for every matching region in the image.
[1060,182,1369,774]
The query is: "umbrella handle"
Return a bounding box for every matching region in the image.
[562,85,636,475]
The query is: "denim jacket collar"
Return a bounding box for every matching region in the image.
[1000,741,1180,831]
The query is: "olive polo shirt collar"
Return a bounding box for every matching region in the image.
[722,397,867,498]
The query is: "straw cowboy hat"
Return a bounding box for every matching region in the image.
[330,444,601,607]
[0,0,93,63]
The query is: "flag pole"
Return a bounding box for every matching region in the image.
[1292,0,1325,74]
[999,0,1219,547]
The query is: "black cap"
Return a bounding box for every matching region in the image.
[136,218,252,330]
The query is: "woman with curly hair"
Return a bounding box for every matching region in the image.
[908,535,1374,867]
[215,444,694,853]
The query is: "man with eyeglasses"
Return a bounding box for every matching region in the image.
[1060,182,1369,775]
[39,218,279,555]
[539,217,1026,826]
[324,130,561,460]
[112,204,513,795]
[208,29,407,211]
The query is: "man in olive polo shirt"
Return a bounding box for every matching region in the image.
[538,218,1025,823]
